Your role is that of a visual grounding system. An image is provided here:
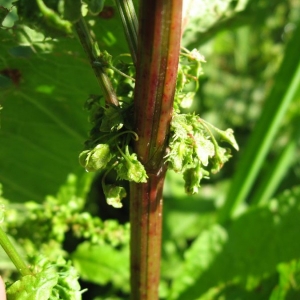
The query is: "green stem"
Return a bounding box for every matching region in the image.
[74,18,119,106]
[130,1,182,299]
[0,227,31,276]
[114,0,138,64]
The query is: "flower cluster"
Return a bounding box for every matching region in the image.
[79,96,147,208]
[166,113,238,194]
[79,48,238,205]
[174,48,206,110]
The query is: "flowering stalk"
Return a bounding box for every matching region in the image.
[130,1,183,299]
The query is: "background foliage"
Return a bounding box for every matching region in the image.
[0,0,300,299]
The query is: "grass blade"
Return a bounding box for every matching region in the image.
[218,21,300,223]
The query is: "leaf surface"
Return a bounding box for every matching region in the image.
[71,242,129,292]
[170,186,300,299]
[0,2,129,202]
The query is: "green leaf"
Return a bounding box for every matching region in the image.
[182,0,234,46]
[116,146,148,183]
[71,242,129,292]
[0,2,129,202]
[183,165,209,195]
[168,224,227,300]
[170,186,300,300]
[6,257,82,300]
[6,267,58,300]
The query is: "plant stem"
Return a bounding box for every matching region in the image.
[130,1,182,299]
[130,173,165,300]
[114,0,138,64]
[0,227,31,277]
[74,18,119,106]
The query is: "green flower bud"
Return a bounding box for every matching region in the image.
[166,140,193,172]
[211,146,231,174]
[221,128,239,151]
[81,144,112,172]
[183,165,209,195]
[116,147,148,183]
[194,133,215,167]
[103,185,127,208]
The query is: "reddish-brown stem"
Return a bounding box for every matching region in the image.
[130,172,165,300]
[130,1,182,299]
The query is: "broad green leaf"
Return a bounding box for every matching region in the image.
[71,242,129,292]
[170,186,300,300]
[0,32,91,201]
[0,1,129,202]
[168,224,227,300]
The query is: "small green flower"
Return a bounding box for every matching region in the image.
[79,144,112,172]
[116,146,148,183]
[103,185,127,208]
[211,146,231,174]
[100,105,124,132]
[170,113,192,139]
[220,128,239,151]
[194,133,215,167]
[166,140,194,172]
[183,164,209,195]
